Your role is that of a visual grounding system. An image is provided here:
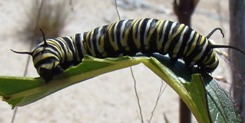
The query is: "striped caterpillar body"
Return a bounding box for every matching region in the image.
[12,18,245,81]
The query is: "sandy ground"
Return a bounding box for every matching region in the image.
[0,0,230,123]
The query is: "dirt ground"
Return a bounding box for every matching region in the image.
[0,0,231,123]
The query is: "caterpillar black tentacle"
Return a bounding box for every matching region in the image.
[39,28,48,47]
[206,27,224,39]
[11,49,32,55]
[11,18,245,81]
[210,45,245,55]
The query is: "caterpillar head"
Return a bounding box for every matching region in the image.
[11,29,64,81]
[11,44,64,81]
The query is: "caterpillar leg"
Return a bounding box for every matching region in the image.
[170,58,178,64]
[184,63,198,73]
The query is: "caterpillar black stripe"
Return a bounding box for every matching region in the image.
[12,18,245,81]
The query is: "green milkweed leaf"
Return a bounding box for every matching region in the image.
[0,54,241,123]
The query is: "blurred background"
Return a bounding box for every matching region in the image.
[0,0,236,122]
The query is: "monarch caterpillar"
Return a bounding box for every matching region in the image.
[12,18,245,81]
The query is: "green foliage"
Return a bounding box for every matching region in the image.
[0,54,241,122]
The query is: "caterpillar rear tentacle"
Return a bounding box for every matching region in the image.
[11,18,245,82]
[206,27,245,55]
[206,27,224,39]
[210,45,245,55]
